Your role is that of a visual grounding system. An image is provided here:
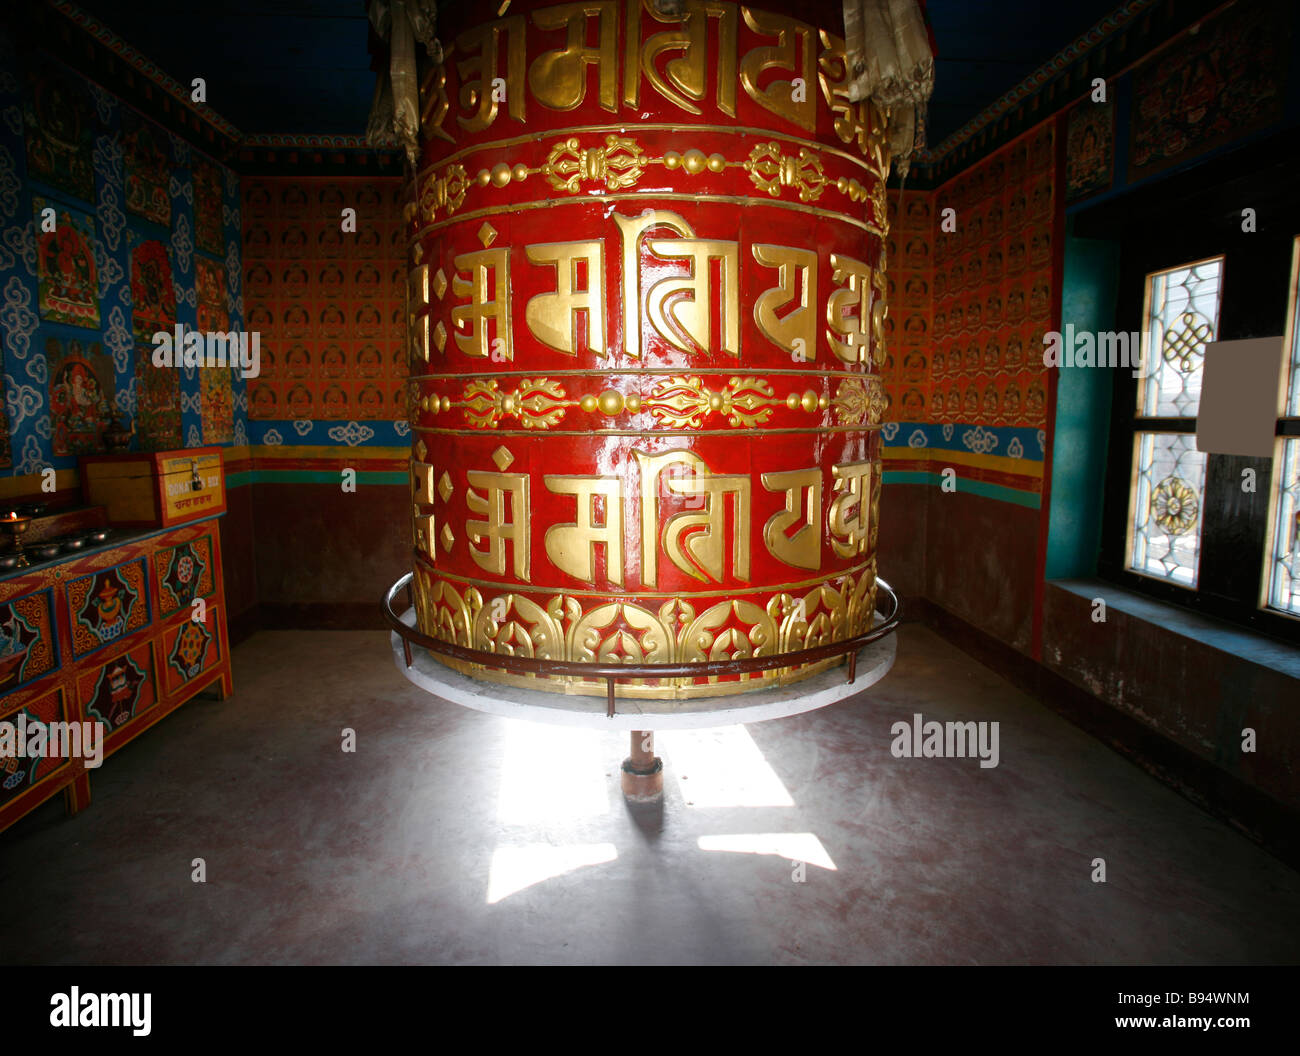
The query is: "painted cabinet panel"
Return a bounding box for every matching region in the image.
[0,515,232,834]
[0,685,78,810]
[65,557,151,658]
[0,587,59,694]
[159,605,222,696]
[76,638,159,736]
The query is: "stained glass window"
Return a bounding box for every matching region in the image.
[1263,238,1300,617]
[1288,240,1300,418]
[1137,257,1223,418]
[1129,433,1208,587]
[1265,439,1300,616]
[1127,258,1223,588]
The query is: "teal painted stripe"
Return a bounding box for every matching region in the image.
[1048,223,1120,578]
[883,470,1041,509]
[226,471,253,489]
[961,479,1041,509]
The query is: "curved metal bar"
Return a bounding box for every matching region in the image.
[384,573,901,693]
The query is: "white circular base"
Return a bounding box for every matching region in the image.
[389,607,896,730]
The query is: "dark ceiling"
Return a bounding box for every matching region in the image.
[69,0,1127,148]
[72,0,376,137]
[923,0,1124,148]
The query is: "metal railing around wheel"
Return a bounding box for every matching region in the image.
[384,573,901,718]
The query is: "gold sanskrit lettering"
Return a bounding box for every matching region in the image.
[529,2,619,112]
[825,252,873,364]
[419,62,454,143]
[466,446,530,578]
[612,209,738,357]
[752,243,817,359]
[816,29,885,171]
[624,0,737,116]
[455,15,526,132]
[739,7,816,131]
[635,450,750,585]
[408,263,430,365]
[451,224,512,360]
[412,459,437,560]
[544,475,624,585]
[829,459,872,559]
[524,240,606,356]
[761,467,822,570]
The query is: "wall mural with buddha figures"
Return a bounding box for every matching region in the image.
[877,124,1057,509]
[0,32,245,478]
[241,177,408,449]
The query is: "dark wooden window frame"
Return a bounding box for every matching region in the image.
[1076,132,1300,643]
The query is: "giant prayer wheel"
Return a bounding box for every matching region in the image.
[405,0,894,700]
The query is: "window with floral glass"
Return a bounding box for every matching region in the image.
[1091,137,1299,641]
[1262,238,1300,618]
[1125,257,1223,587]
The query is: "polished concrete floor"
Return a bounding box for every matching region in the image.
[1,625,1298,965]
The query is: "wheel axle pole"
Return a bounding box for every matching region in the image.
[621,729,663,802]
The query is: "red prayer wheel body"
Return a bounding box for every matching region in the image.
[406,0,891,699]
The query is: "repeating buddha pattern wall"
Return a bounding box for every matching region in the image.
[933,124,1054,435]
[0,34,246,478]
[883,191,935,422]
[242,177,407,447]
[876,124,1056,508]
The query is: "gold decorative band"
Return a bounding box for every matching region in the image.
[412,557,879,700]
[418,121,888,181]
[418,133,878,225]
[410,374,881,431]
[412,367,880,380]
[411,191,886,240]
[412,425,874,438]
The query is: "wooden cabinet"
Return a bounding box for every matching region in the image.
[0,515,232,833]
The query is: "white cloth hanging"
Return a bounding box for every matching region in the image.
[366,0,441,165]
[842,0,935,177]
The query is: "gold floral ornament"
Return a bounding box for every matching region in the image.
[421,375,863,431]
[744,142,827,203]
[647,376,784,429]
[544,135,647,193]
[830,376,885,427]
[420,163,468,219]
[1161,310,1214,373]
[866,379,887,426]
[1151,476,1199,536]
[461,378,570,430]
[432,136,875,216]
